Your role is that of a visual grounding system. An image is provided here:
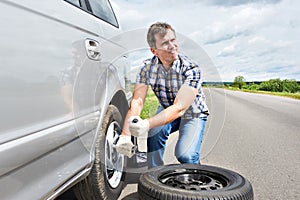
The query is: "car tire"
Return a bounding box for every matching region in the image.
[74,105,126,200]
[138,164,253,200]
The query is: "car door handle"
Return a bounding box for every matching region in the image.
[85,39,101,61]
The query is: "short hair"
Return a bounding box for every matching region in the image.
[147,22,176,48]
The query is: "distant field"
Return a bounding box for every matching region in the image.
[225,87,300,100]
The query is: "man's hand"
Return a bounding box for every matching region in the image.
[115,135,135,158]
[128,116,149,137]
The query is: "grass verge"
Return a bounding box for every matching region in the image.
[140,88,159,119]
[225,87,300,100]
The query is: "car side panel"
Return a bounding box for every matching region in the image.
[0,1,128,199]
[0,0,104,142]
[4,143,93,200]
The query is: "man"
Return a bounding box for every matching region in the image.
[116,22,209,168]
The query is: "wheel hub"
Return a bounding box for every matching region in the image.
[159,169,228,191]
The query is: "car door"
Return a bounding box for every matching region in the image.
[0,0,125,199]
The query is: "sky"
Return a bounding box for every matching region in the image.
[111,0,299,82]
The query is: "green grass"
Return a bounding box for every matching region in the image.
[140,88,159,119]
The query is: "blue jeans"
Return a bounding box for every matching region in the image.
[147,106,208,168]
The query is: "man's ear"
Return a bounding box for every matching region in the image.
[150,47,157,55]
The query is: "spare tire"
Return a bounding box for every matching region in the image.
[138,164,253,200]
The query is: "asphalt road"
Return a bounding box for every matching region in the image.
[203,88,300,200]
[119,88,300,200]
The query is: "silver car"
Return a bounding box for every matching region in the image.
[0,0,132,199]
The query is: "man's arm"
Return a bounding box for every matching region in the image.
[122,84,148,136]
[148,84,197,129]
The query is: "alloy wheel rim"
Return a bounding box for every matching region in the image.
[105,121,124,188]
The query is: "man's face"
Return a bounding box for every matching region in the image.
[151,29,179,67]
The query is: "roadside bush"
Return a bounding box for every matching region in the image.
[282,79,299,93]
[259,78,283,92]
[259,78,299,93]
[247,83,260,91]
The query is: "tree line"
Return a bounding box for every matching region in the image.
[232,76,300,93]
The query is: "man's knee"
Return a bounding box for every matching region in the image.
[176,152,199,164]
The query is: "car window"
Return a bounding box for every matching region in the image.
[65,0,81,7]
[88,0,118,27]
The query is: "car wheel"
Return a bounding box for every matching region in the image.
[138,164,253,200]
[74,105,126,200]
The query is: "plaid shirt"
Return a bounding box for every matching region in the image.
[136,54,209,119]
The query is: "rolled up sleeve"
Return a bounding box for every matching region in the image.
[184,64,202,90]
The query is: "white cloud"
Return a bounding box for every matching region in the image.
[204,0,281,7]
[112,0,300,81]
[217,43,238,57]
